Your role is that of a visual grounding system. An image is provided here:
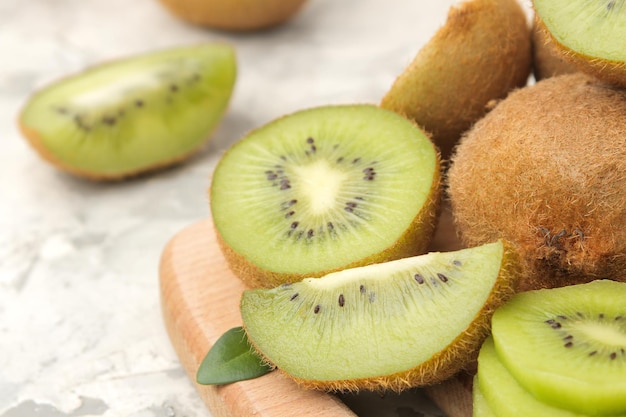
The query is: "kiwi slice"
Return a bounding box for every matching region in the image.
[210,104,441,288]
[240,240,521,392]
[533,0,626,87]
[491,280,626,416]
[157,0,308,31]
[380,0,531,159]
[19,43,236,180]
[447,73,626,291]
[472,376,497,417]
[476,337,591,417]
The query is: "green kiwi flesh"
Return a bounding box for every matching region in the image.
[210,105,441,288]
[472,375,497,417]
[240,240,521,392]
[19,43,236,180]
[491,280,626,416]
[533,0,626,87]
[447,73,626,291]
[476,337,594,417]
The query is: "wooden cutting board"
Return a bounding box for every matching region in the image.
[159,205,473,417]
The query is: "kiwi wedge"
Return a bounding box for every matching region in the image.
[157,0,308,31]
[533,0,626,87]
[491,280,626,416]
[447,73,626,291]
[240,240,521,392]
[19,44,236,180]
[210,105,441,288]
[380,0,531,159]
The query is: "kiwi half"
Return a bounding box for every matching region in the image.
[240,240,521,392]
[491,280,626,416]
[19,44,236,180]
[210,105,441,288]
[447,73,626,291]
[380,0,531,159]
[533,0,626,87]
[157,0,308,31]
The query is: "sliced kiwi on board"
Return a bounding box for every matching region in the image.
[157,0,309,31]
[240,240,521,392]
[19,43,236,180]
[472,376,497,417]
[533,0,626,87]
[476,337,593,417]
[380,0,531,159]
[210,104,442,288]
[491,280,626,416]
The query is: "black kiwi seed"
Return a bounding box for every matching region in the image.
[359,284,366,294]
[414,273,425,284]
[285,211,295,218]
[290,221,299,229]
[437,273,449,283]
[135,100,144,107]
[314,305,321,314]
[290,293,299,301]
[338,294,345,307]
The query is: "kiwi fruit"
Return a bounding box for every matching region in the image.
[210,104,441,288]
[531,18,578,81]
[472,376,497,417]
[157,0,308,31]
[533,0,626,88]
[380,0,531,160]
[475,337,588,417]
[240,239,521,392]
[19,43,236,180]
[490,280,626,416]
[447,73,626,291]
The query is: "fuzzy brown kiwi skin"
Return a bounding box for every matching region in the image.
[157,0,308,31]
[531,18,578,81]
[215,156,443,289]
[535,17,626,88]
[448,73,626,292]
[243,240,522,392]
[380,0,532,161]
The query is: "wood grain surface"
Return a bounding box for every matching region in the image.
[159,203,473,417]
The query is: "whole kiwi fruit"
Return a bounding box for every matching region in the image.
[447,73,626,291]
[157,0,308,31]
[381,0,532,160]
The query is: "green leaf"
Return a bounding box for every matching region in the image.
[196,326,272,385]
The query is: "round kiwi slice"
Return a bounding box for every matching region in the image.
[533,0,626,87]
[380,0,531,159]
[157,0,308,31]
[210,104,441,288]
[476,337,589,417]
[491,280,626,416]
[19,43,236,180]
[447,72,626,291]
[240,240,521,392]
[472,375,497,417]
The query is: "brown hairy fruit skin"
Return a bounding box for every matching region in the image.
[380,0,532,160]
[531,18,577,81]
[447,73,626,291]
[157,0,308,31]
[533,8,626,88]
